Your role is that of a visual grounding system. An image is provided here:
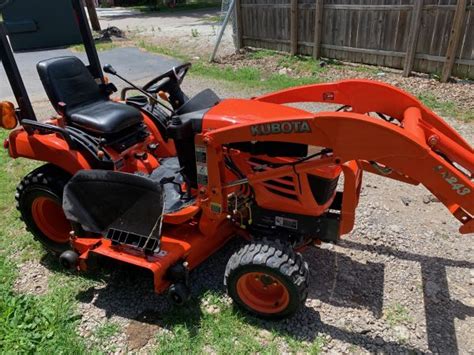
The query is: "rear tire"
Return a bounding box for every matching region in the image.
[224,239,309,319]
[16,164,72,254]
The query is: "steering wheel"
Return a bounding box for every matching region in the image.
[143,62,192,94]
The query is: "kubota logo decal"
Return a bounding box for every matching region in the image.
[250,120,312,136]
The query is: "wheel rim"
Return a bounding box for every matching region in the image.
[236,272,290,314]
[31,196,70,243]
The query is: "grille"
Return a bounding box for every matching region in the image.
[248,157,298,201]
[106,228,160,253]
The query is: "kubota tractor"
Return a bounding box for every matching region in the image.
[0,0,472,319]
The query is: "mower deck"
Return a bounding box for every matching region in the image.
[74,220,236,293]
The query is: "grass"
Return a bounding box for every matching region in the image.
[383,304,412,327]
[131,1,220,13]
[136,40,322,91]
[0,130,89,352]
[201,14,222,23]
[154,292,326,354]
[418,93,474,122]
[71,41,119,52]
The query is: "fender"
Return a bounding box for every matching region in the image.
[7,128,91,174]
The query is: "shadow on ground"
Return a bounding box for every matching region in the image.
[40,237,473,353]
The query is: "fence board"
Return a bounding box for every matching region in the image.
[238,0,474,78]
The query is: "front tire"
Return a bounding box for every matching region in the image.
[224,239,309,319]
[16,164,72,254]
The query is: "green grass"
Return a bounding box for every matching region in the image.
[71,41,119,52]
[0,131,90,352]
[136,39,321,91]
[384,304,412,327]
[137,39,188,61]
[200,14,222,23]
[418,93,473,122]
[132,2,220,13]
[192,62,320,91]
[154,292,325,354]
[95,321,121,340]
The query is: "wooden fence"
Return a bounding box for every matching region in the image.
[233,0,474,81]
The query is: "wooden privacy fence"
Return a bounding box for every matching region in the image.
[233,0,474,81]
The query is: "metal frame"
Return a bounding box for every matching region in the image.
[0,18,36,120]
[71,0,104,82]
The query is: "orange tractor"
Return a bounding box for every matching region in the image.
[1,0,472,319]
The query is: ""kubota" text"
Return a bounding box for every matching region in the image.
[250,120,312,136]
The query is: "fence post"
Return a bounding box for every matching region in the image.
[290,0,298,55]
[402,0,423,77]
[85,0,101,31]
[441,0,467,82]
[313,0,323,59]
[235,0,244,50]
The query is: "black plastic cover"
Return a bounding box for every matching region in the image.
[176,88,220,115]
[63,170,164,240]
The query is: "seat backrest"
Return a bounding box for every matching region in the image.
[37,56,106,114]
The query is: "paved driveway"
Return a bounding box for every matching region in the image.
[0,47,180,102]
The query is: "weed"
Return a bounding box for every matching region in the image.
[203,15,222,23]
[95,321,121,340]
[154,291,280,354]
[248,49,275,60]
[418,93,473,122]
[132,2,220,13]
[71,41,118,52]
[137,39,188,60]
[384,304,412,327]
[191,28,200,38]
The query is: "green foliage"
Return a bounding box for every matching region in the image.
[71,41,118,53]
[384,304,412,327]
[132,1,220,13]
[418,93,473,122]
[248,49,275,60]
[95,322,121,340]
[192,62,319,91]
[154,292,325,354]
[0,130,88,353]
[137,39,188,61]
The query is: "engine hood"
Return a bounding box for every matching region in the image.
[202,98,314,132]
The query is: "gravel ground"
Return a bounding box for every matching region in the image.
[12,74,473,354]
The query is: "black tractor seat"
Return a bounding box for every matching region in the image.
[37,56,143,135]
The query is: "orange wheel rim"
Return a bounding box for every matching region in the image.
[31,196,70,243]
[236,272,290,314]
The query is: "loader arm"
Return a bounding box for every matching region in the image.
[202,80,473,235]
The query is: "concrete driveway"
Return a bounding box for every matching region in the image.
[0,47,180,102]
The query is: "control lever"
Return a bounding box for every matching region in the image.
[103,64,172,112]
